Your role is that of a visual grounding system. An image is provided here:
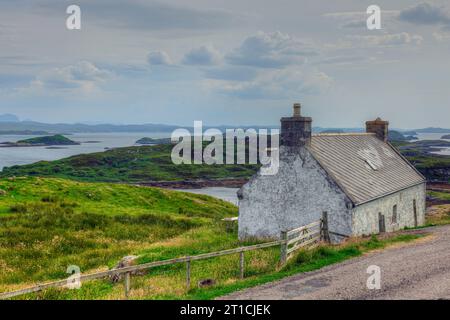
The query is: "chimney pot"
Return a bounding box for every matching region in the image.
[293,103,301,117]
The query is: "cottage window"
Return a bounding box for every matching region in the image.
[392,205,398,224]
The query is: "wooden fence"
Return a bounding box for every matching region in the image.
[0,213,330,300]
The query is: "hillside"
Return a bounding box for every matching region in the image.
[0,144,259,182]
[392,140,450,183]
[2,139,449,183]
[0,177,237,291]
[0,177,426,300]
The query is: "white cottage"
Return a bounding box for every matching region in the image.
[238,104,426,242]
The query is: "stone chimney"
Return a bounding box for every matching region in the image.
[366,117,389,142]
[280,103,312,147]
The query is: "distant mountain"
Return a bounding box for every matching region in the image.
[319,129,345,134]
[1,118,448,135]
[0,121,184,133]
[415,127,450,133]
[0,114,19,122]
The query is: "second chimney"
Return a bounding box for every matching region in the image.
[366,117,389,142]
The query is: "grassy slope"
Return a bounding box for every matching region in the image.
[0,177,435,300]
[0,177,238,291]
[425,191,450,226]
[0,145,259,182]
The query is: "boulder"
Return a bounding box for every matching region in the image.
[198,278,216,288]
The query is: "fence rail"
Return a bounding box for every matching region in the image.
[0,213,330,300]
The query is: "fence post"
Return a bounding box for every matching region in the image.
[239,250,245,279]
[280,231,288,265]
[124,272,131,299]
[186,257,191,291]
[321,211,330,243]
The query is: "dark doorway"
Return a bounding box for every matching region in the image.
[413,200,418,227]
[378,212,386,233]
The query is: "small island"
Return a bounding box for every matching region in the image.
[441,134,450,139]
[388,130,417,142]
[136,137,172,145]
[0,135,79,147]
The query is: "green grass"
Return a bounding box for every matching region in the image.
[422,191,450,226]
[0,177,238,292]
[179,234,422,300]
[429,191,450,202]
[25,232,420,300]
[0,177,430,300]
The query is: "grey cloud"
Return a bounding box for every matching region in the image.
[182,45,221,66]
[398,2,450,25]
[147,51,173,66]
[220,68,332,100]
[31,61,112,91]
[226,31,317,69]
[341,20,367,29]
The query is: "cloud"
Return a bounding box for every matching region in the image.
[182,45,221,66]
[203,66,258,81]
[30,61,112,93]
[226,31,318,69]
[398,3,450,25]
[349,32,423,47]
[219,68,332,100]
[341,20,367,29]
[315,55,373,66]
[147,51,173,66]
[28,0,242,31]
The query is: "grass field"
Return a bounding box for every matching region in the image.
[0,177,240,294]
[0,177,429,300]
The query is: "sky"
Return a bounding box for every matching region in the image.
[0,0,449,128]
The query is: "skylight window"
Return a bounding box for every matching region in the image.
[365,159,379,170]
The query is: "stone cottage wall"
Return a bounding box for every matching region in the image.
[352,183,426,236]
[238,146,353,241]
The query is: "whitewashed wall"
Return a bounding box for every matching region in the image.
[238,146,353,241]
[352,183,426,236]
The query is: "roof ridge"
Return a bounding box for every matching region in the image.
[313,132,376,137]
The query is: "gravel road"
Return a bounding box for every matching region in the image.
[220,225,450,300]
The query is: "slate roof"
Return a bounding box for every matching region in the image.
[309,133,426,205]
